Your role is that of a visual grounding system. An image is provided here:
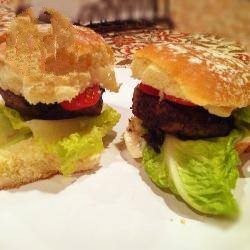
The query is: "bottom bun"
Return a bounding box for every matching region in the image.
[0,138,100,190]
[124,117,145,159]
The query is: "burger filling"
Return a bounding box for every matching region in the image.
[132,83,234,152]
[0,85,104,120]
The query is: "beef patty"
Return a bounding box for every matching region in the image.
[0,88,104,120]
[132,86,234,142]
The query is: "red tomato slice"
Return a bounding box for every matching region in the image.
[163,94,197,107]
[60,85,101,111]
[138,83,159,96]
[139,83,196,107]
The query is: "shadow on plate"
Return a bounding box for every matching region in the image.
[8,168,100,194]
[117,139,245,229]
[103,130,117,148]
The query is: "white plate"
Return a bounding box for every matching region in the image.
[0,68,249,250]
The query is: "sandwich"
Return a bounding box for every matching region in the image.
[124,33,250,217]
[0,9,120,189]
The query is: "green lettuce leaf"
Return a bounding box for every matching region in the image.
[143,130,242,217]
[143,145,169,189]
[0,105,29,130]
[0,104,120,175]
[143,145,177,193]
[0,105,31,147]
[49,108,120,175]
[233,106,250,149]
[51,128,103,175]
[234,106,250,124]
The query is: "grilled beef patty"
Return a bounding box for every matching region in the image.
[0,88,104,120]
[132,86,234,150]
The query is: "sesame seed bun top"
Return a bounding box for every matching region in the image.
[131,33,250,117]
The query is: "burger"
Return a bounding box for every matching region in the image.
[124,33,250,217]
[0,9,120,189]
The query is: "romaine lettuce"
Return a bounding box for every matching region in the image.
[49,108,120,175]
[0,105,31,147]
[143,145,177,193]
[0,104,120,175]
[143,145,169,189]
[234,106,250,124]
[233,106,250,149]
[143,130,243,217]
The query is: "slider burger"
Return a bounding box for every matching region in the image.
[0,9,120,189]
[124,33,250,217]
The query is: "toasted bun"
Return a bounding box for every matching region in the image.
[0,9,118,105]
[124,117,145,159]
[131,33,250,117]
[0,138,100,190]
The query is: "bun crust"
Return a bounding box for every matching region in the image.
[132,34,250,115]
[0,9,118,105]
[0,138,100,190]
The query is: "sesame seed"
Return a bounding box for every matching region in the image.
[188,56,202,64]
[158,33,249,86]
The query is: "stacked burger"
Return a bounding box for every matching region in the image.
[0,9,120,189]
[125,33,250,217]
